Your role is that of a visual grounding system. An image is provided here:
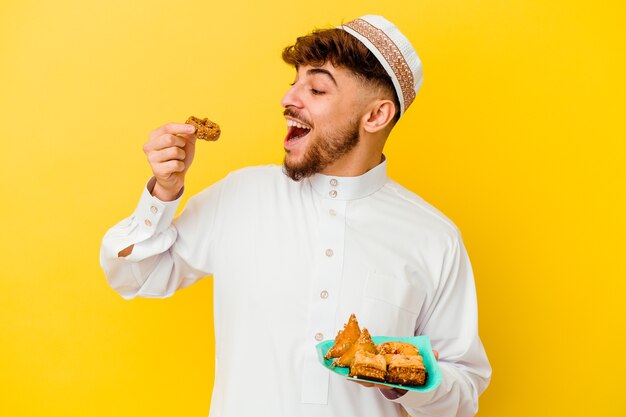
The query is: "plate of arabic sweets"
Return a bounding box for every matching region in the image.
[316,314,442,392]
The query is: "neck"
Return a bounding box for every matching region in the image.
[321,129,387,177]
[321,150,384,177]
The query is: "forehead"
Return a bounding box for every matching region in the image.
[296,63,358,85]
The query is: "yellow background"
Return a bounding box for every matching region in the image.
[1,0,624,416]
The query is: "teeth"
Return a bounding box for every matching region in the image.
[286,119,311,130]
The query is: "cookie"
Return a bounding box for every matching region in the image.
[186,116,221,141]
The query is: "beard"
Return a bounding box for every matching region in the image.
[283,117,361,181]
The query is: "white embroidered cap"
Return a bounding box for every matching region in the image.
[340,15,423,116]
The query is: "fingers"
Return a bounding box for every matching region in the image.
[149,122,196,141]
[147,145,186,164]
[143,134,187,181]
[348,379,407,395]
[433,349,439,361]
[152,159,185,177]
[141,122,199,200]
[143,125,189,181]
[350,380,380,388]
[144,133,186,153]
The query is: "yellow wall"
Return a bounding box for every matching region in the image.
[1,0,624,416]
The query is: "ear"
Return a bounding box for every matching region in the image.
[362,99,396,133]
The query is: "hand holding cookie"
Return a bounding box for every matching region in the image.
[143,122,197,201]
[143,117,221,201]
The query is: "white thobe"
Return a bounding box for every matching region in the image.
[100,160,491,417]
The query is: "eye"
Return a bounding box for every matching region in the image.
[311,88,325,95]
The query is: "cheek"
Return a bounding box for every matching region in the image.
[334,98,362,121]
[312,106,343,127]
[309,96,359,127]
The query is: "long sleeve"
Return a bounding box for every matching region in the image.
[383,236,491,417]
[99,177,218,299]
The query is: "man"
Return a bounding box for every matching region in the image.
[101,15,491,417]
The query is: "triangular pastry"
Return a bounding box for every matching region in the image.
[325,313,361,359]
[334,328,377,367]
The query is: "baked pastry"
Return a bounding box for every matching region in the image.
[376,341,419,364]
[324,314,431,387]
[325,313,361,359]
[386,354,426,386]
[349,351,387,382]
[334,328,376,368]
[186,116,221,141]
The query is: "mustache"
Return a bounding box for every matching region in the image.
[283,109,313,127]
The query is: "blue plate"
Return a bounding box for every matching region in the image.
[316,335,442,392]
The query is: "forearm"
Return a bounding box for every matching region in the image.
[383,345,490,417]
[99,178,186,299]
[387,236,491,416]
[100,222,180,299]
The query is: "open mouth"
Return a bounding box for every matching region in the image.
[285,118,312,143]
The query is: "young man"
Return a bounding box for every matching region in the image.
[101,15,491,417]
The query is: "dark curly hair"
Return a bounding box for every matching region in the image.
[282,28,400,120]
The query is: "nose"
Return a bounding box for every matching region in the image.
[281,83,304,109]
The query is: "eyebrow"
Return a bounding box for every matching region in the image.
[306,68,338,86]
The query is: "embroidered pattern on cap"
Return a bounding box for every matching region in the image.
[344,18,416,112]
